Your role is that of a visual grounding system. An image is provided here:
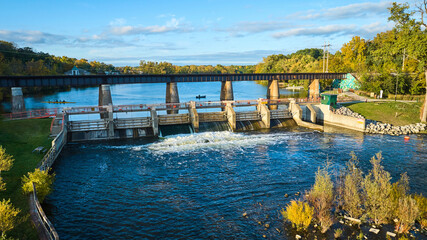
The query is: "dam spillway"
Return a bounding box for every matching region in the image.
[60,99,295,142]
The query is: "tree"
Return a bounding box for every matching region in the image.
[22,169,55,202]
[341,152,364,219]
[307,164,334,233]
[363,152,392,225]
[281,200,313,231]
[0,146,14,191]
[388,1,427,122]
[0,199,20,238]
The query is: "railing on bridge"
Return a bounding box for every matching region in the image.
[1,108,60,120]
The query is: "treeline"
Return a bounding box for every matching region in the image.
[0,40,115,76]
[255,2,427,96]
[117,60,255,74]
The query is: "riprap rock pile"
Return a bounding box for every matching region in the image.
[365,122,426,135]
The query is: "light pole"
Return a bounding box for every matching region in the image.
[394,73,398,102]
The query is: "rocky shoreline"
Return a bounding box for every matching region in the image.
[333,105,427,135]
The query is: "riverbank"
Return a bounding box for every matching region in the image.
[343,102,424,126]
[0,118,52,240]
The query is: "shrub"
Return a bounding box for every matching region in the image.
[307,165,334,233]
[413,194,427,228]
[389,173,409,215]
[281,200,313,231]
[0,199,20,238]
[22,169,55,202]
[0,146,14,191]
[395,196,419,233]
[341,152,364,219]
[363,152,393,225]
[334,228,343,239]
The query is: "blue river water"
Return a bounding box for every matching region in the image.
[45,128,427,239]
[22,81,423,239]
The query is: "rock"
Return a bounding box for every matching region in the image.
[296,234,301,239]
[284,194,289,198]
[265,223,270,228]
[369,228,380,234]
[242,212,247,218]
[387,231,396,237]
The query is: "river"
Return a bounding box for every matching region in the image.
[21,81,425,239]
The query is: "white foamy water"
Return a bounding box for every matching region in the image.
[144,131,304,154]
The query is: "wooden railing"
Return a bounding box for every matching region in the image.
[1,108,60,120]
[29,183,59,240]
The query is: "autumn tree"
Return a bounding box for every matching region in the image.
[0,146,14,191]
[0,199,20,238]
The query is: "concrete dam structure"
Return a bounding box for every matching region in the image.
[61,98,295,142]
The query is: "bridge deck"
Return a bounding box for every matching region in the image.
[0,73,346,87]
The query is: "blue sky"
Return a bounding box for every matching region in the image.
[0,0,402,66]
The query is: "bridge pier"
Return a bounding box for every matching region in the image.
[99,84,113,119]
[150,108,159,137]
[267,79,279,110]
[220,81,234,101]
[11,87,25,113]
[225,103,236,131]
[308,79,320,100]
[166,82,180,114]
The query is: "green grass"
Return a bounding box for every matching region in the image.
[344,102,423,126]
[0,118,52,240]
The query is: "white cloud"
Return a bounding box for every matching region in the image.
[109,17,194,35]
[219,20,290,36]
[0,30,67,44]
[294,1,392,20]
[272,22,394,39]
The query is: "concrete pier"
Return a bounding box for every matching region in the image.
[267,79,279,110]
[308,79,320,100]
[166,82,180,114]
[99,85,113,119]
[188,101,199,132]
[220,81,234,101]
[11,87,25,113]
[257,101,270,128]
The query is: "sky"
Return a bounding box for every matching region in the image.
[0,0,404,66]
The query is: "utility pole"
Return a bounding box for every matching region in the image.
[402,48,406,72]
[322,42,326,73]
[322,42,331,73]
[326,41,330,73]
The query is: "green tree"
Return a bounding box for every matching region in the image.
[22,169,55,202]
[341,152,364,219]
[307,164,334,233]
[363,152,393,225]
[0,146,14,191]
[0,199,20,238]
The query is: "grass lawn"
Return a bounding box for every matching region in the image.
[0,118,52,240]
[344,102,423,126]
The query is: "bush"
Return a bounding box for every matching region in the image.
[395,196,419,233]
[363,152,393,225]
[341,153,364,219]
[413,194,427,228]
[334,228,343,239]
[0,199,20,238]
[281,200,313,231]
[0,146,14,191]
[21,169,55,202]
[307,165,334,233]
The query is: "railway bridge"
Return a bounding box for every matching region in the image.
[0,72,347,113]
